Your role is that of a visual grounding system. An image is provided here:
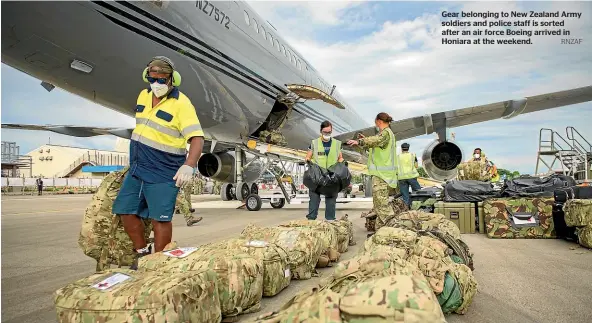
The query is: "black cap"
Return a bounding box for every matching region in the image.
[401,143,410,149]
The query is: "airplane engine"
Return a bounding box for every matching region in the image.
[197,152,265,184]
[421,140,464,181]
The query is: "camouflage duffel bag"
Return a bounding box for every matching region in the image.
[338,274,447,322]
[241,224,324,280]
[323,249,423,295]
[360,227,418,260]
[279,219,340,262]
[564,199,592,227]
[483,197,556,239]
[576,225,592,249]
[202,238,291,297]
[328,214,356,253]
[54,268,221,323]
[78,167,153,271]
[408,236,478,315]
[138,248,264,319]
[250,287,343,323]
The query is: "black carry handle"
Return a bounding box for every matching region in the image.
[505,205,537,220]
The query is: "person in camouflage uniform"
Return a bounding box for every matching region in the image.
[193,175,205,195]
[348,112,399,235]
[174,181,202,226]
[213,180,222,195]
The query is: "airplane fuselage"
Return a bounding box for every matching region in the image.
[1,0,368,150]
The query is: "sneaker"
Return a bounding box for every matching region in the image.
[366,232,375,238]
[186,216,203,226]
[189,208,196,213]
[130,245,152,270]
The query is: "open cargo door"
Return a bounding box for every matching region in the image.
[286,84,345,109]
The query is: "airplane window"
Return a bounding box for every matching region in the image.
[253,19,258,33]
[244,11,250,25]
[261,27,267,39]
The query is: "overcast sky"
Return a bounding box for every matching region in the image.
[2,0,591,174]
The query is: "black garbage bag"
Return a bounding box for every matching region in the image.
[303,162,351,197]
[303,163,329,193]
[328,162,352,192]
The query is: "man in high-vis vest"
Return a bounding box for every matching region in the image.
[347,112,398,232]
[305,120,344,220]
[113,56,204,269]
[397,143,422,207]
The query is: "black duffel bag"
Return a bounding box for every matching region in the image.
[501,174,576,197]
[443,180,498,202]
[554,186,592,203]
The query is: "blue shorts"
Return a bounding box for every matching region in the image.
[112,174,179,222]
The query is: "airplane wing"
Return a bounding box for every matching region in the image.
[4,86,591,161]
[333,85,592,145]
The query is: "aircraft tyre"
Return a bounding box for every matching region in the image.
[270,192,285,209]
[250,183,259,195]
[246,194,262,211]
[221,183,234,201]
[236,182,250,201]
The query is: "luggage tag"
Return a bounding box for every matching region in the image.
[163,247,199,258]
[284,268,291,278]
[92,273,131,291]
[245,240,269,248]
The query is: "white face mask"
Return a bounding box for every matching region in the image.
[375,126,380,132]
[150,82,170,98]
[474,154,481,159]
[322,134,331,140]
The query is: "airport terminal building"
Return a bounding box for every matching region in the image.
[25,144,128,178]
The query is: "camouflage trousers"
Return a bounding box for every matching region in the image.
[175,185,193,222]
[372,176,398,231]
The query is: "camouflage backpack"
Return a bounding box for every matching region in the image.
[138,247,264,319]
[78,167,153,271]
[563,199,592,227]
[54,268,222,323]
[241,224,324,280]
[338,275,447,322]
[279,219,341,263]
[457,160,491,181]
[201,237,292,297]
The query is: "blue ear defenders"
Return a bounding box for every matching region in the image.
[142,56,182,87]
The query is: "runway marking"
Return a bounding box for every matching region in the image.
[2,195,91,201]
[1,208,83,216]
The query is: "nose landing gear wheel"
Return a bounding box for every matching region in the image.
[246,194,262,211]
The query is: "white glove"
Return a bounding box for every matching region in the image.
[173,165,194,187]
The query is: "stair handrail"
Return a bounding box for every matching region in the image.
[55,151,129,178]
[566,126,592,154]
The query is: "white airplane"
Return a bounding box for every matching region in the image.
[2,1,592,201]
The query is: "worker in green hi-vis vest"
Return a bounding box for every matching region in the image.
[305,120,344,221]
[347,112,399,233]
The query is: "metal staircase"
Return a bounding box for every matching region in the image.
[55,151,129,178]
[535,127,591,183]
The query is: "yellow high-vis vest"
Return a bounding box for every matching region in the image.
[312,138,341,169]
[132,88,204,156]
[398,152,419,180]
[367,128,398,188]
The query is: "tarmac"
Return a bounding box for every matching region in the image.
[1,193,592,323]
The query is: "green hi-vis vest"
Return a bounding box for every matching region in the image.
[398,152,419,180]
[367,128,398,188]
[312,138,341,169]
